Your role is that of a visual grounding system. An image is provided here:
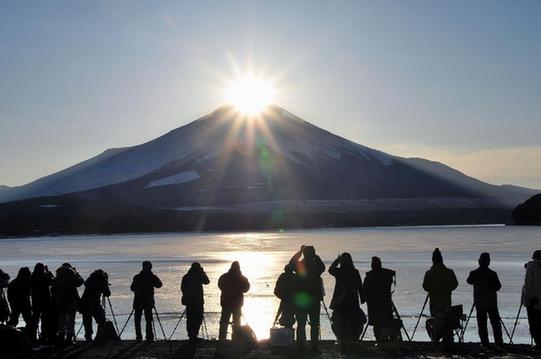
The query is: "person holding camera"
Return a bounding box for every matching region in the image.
[523,250,541,350]
[0,269,11,325]
[218,261,250,342]
[181,262,210,342]
[466,252,503,347]
[31,263,55,343]
[79,269,111,342]
[131,261,163,342]
[51,263,84,345]
[7,267,33,332]
[289,245,325,352]
[362,256,395,342]
[329,253,365,344]
[274,264,298,329]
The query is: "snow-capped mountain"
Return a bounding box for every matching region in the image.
[0,104,537,234]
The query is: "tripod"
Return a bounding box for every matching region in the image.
[391,300,411,342]
[459,303,475,343]
[510,303,523,344]
[410,294,429,341]
[168,308,187,340]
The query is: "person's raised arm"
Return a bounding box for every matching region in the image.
[315,255,325,275]
[201,270,210,285]
[328,255,340,277]
[153,274,163,289]
[289,245,305,271]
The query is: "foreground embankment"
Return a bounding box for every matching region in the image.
[20,340,540,359]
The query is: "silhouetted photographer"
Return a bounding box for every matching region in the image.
[0,269,10,325]
[467,252,503,347]
[130,261,162,342]
[79,269,111,342]
[7,267,32,336]
[422,248,458,344]
[31,263,55,344]
[522,250,541,350]
[218,261,250,342]
[362,256,395,342]
[329,252,366,344]
[289,245,325,352]
[181,262,210,342]
[51,263,84,345]
[274,264,297,329]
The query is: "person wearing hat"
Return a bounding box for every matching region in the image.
[181,262,210,342]
[422,248,458,343]
[274,264,298,329]
[361,256,395,342]
[217,261,250,342]
[466,253,503,347]
[522,250,541,350]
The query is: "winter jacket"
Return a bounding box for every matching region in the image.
[181,268,209,307]
[7,276,32,311]
[422,264,458,307]
[51,265,84,312]
[130,270,162,309]
[31,270,54,311]
[362,268,395,325]
[522,259,541,310]
[289,252,325,300]
[466,266,501,309]
[80,271,111,312]
[218,270,250,310]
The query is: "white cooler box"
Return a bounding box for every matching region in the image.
[269,327,294,347]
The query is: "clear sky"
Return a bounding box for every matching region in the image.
[1,1,540,189]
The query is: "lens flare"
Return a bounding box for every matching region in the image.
[226,75,275,115]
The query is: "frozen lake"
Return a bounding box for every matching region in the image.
[0,225,539,343]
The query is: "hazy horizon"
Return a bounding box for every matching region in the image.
[1,1,540,189]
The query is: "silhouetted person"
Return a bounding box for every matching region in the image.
[329,253,365,343]
[522,250,541,350]
[181,262,210,342]
[0,269,10,324]
[79,269,111,342]
[218,261,250,342]
[289,245,325,351]
[7,267,32,333]
[274,264,297,329]
[31,263,55,343]
[131,261,162,342]
[422,248,458,343]
[51,263,83,345]
[362,256,395,342]
[466,252,503,347]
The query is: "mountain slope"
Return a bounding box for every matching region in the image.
[0,105,537,214]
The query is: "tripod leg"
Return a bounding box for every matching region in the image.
[75,320,84,340]
[510,304,522,344]
[107,297,120,335]
[500,317,512,343]
[460,304,475,343]
[168,309,186,341]
[119,309,134,337]
[392,302,411,342]
[360,323,369,341]
[411,294,429,341]
[153,307,172,356]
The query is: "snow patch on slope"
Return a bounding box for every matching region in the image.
[145,170,200,188]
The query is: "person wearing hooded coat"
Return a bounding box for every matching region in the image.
[51,263,84,345]
[466,252,503,347]
[218,261,250,342]
[289,245,325,351]
[522,250,541,350]
[131,261,162,342]
[7,267,33,331]
[31,263,55,343]
[181,262,210,341]
[79,269,111,342]
[328,253,365,343]
[274,264,297,329]
[422,248,458,343]
[362,256,395,342]
[0,269,11,324]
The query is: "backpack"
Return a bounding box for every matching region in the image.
[94,321,119,344]
[232,325,258,353]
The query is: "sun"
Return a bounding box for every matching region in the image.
[226,75,275,115]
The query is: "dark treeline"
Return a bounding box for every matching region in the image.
[0,196,512,236]
[1,248,540,357]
